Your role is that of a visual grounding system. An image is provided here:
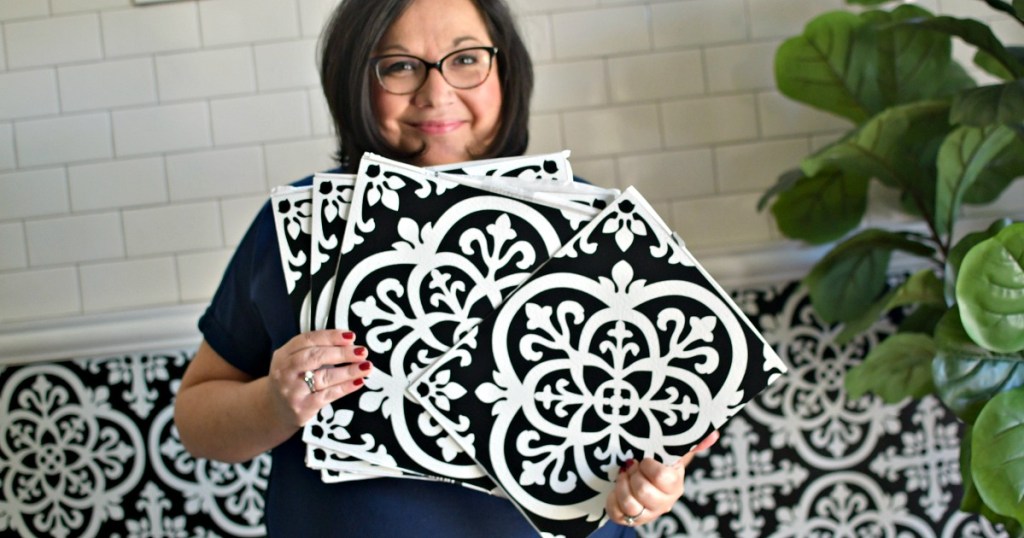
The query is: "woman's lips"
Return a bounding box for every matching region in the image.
[413,120,464,135]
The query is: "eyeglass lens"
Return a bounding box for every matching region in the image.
[374,47,496,94]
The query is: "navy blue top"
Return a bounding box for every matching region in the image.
[198,172,634,537]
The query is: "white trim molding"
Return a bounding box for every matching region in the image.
[0,303,205,366]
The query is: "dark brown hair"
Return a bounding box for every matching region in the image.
[319,0,533,170]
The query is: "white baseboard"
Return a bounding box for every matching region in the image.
[0,303,205,366]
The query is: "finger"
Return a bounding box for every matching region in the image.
[313,357,373,392]
[297,376,368,425]
[294,344,368,373]
[313,376,368,405]
[286,329,357,353]
[672,430,721,469]
[635,458,682,500]
[675,450,697,470]
[613,460,645,519]
[694,430,720,452]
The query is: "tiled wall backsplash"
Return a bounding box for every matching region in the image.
[0,0,1022,346]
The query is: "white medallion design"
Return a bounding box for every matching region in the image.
[742,286,904,469]
[82,352,189,419]
[869,396,961,522]
[772,473,935,537]
[0,365,145,538]
[148,403,269,537]
[117,481,223,538]
[686,417,808,538]
[411,189,786,536]
[306,153,604,486]
[316,197,571,482]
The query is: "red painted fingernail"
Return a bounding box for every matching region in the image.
[353,378,364,387]
[341,331,355,339]
[619,459,635,472]
[358,361,372,371]
[354,346,367,357]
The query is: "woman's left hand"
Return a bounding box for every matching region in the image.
[606,431,720,527]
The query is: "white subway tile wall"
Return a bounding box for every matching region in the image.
[100,3,200,57]
[25,211,124,266]
[0,69,60,120]
[5,14,102,69]
[0,222,26,271]
[0,124,14,171]
[15,112,113,167]
[69,157,168,211]
[176,249,233,302]
[0,0,1002,326]
[59,57,157,112]
[51,0,131,15]
[79,256,178,312]
[0,1,49,22]
[156,47,256,102]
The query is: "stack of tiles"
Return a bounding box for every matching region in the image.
[270,152,787,537]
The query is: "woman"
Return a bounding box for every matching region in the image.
[173,0,718,535]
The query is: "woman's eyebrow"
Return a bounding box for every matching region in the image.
[375,35,485,55]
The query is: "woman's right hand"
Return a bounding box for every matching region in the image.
[266,329,372,427]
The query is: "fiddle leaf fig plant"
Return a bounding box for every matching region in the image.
[759,0,1024,532]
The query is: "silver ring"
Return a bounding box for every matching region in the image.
[623,507,645,527]
[303,370,316,393]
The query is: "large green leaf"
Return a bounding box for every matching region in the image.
[802,101,951,193]
[846,332,936,402]
[835,288,897,345]
[962,427,982,511]
[757,168,803,212]
[835,268,945,344]
[961,427,1024,534]
[806,229,935,323]
[946,219,1016,303]
[963,134,1024,205]
[933,308,1024,424]
[974,51,1013,81]
[957,223,1024,353]
[873,5,976,106]
[971,386,1024,524]
[769,169,869,244]
[973,47,1024,81]
[889,268,946,309]
[897,303,947,335]
[907,16,1024,78]
[775,11,881,123]
[935,125,1018,237]
[952,80,1024,127]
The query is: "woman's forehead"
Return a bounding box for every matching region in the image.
[376,0,491,55]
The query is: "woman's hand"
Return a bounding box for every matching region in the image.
[265,329,373,427]
[606,431,720,527]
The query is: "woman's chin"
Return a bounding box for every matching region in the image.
[414,146,476,167]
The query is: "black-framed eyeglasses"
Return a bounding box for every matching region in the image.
[371,46,499,95]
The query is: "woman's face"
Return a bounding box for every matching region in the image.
[371,0,503,167]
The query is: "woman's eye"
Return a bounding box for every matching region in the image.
[381,59,417,76]
[452,54,479,66]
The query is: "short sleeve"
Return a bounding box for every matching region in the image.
[198,201,279,379]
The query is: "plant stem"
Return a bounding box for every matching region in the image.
[901,183,950,263]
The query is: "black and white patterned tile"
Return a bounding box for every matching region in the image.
[0,281,1008,537]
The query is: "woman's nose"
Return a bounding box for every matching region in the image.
[413,68,454,107]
